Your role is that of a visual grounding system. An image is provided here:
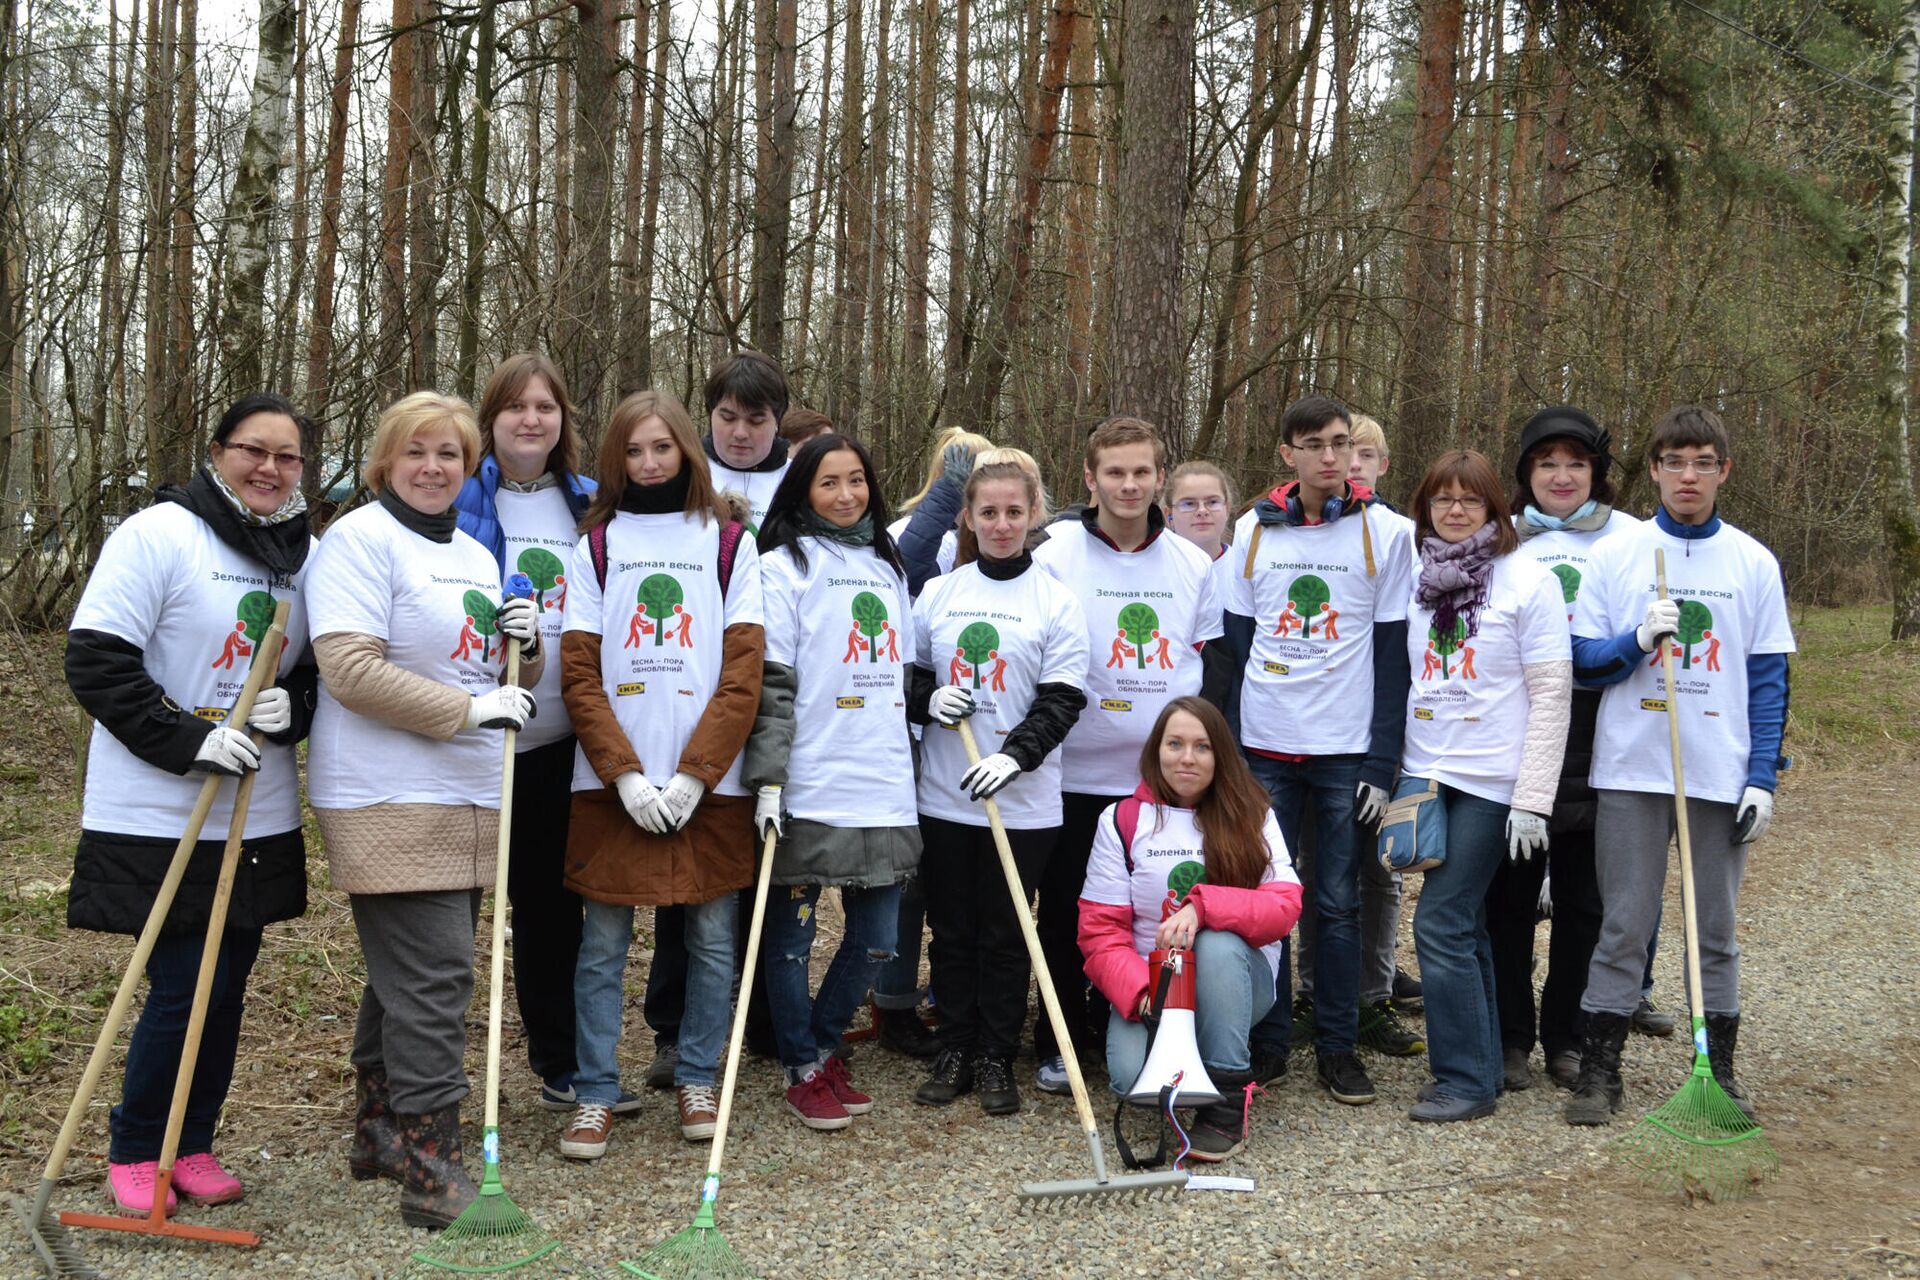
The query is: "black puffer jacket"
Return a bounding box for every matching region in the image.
[1550,687,1603,834]
[67,827,307,937]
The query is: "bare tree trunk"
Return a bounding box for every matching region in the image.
[377,0,416,402]
[1110,0,1195,436]
[1527,9,1571,401]
[863,0,894,447]
[634,0,669,387]
[456,0,494,398]
[827,0,866,425]
[159,0,199,484]
[140,0,176,479]
[305,0,359,471]
[274,0,309,391]
[1061,0,1096,421]
[559,0,618,436]
[791,0,833,381]
[216,0,297,397]
[941,0,969,391]
[1885,1,1920,637]
[750,0,798,358]
[1394,0,1462,464]
[900,0,935,424]
[617,0,650,394]
[407,4,441,383]
[1487,5,1537,437]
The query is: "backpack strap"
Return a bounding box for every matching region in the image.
[1115,794,1143,874]
[717,519,745,598]
[589,520,611,591]
[1241,523,1263,580]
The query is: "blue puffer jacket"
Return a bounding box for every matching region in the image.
[453,455,597,574]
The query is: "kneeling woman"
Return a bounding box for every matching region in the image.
[1401,450,1570,1121]
[1079,697,1302,1162]
[744,434,920,1130]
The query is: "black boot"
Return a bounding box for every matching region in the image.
[1563,1011,1630,1126]
[973,1054,1020,1117]
[912,1048,974,1106]
[347,1064,406,1184]
[877,1005,941,1059]
[1187,1071,1255,1163]
[1704,1013,1757,1121]
[396,1105,476,1230]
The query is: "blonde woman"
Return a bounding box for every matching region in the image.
[888,426,995,596]
[305,392,542,1228]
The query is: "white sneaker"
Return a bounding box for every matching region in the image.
[1035,1055,1072,1096]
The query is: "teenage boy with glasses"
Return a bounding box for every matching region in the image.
[1563,405,1792,1126]
[1222,395,1415,1104]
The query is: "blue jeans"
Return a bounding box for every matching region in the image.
[1244,751,1365,1055]
[1411,782,1508,1103]
[764,882,901,1076]
[110,927,262,1163]
[1104,929,1276,1094]
[575,894,735,1097]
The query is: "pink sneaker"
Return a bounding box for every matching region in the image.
[107,1161,178,1216]
[172,1152,245,1206]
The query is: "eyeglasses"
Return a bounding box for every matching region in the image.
[1428,495,1487,512]
[220,440,306,470]
[1656,455,1725,474]
[1294,436,1354,456]
[1172,497,1226,514]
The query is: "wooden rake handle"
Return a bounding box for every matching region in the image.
[38,598,291,1188]
[706,825,782,1185]
[1655,550,1709,1049]
[482,638,522,1136]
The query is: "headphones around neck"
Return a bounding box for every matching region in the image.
[1283,485,1352,526]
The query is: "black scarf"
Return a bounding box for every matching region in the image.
[378,485,458,543]
[977,548,1033,581]
[620,470,693,514]
[703,434,790,474]
[797,510,875,547]
[158,467,311,584]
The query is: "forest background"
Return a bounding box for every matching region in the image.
[3,0,1919,633]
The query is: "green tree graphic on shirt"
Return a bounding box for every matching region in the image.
[1289,574,1332,636]
[1116,602,1160,669]
[636,574,684,646]
[851,591,889,661]
[236,590,276,644]
[518,548,565,611]
[462,590,499,661]
[1430,616,1467,678]
[1676,599,1713,669]
[956,621,1000,689]
[1166,860,1206,903]
[1551,563,1581,605]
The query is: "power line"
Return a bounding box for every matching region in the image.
[1674,0,1901,102]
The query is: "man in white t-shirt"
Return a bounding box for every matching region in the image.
[1564,405,1793,1127]
[1029,417,1229,1096]
[1221,395,1415,1107]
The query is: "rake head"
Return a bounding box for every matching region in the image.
[1019,1169,1189,1206]
[1616,1057,1780,1202]
[394,1154,586,1277]
[618,1200,757,1280]
[14,1186,101,1280]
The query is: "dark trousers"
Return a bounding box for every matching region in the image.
[919,813,1056,1059]
[1485,827,1603,1057]
[1485,844,1549,1054]
[644,892,773,1050]
[351,889,483,1114]
[1033,791,1122,1062]
[506,736,583,1084]
[109,927,262,1163]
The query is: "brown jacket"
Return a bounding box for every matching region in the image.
[561,623,764,905]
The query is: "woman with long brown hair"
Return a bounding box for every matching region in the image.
[1078,696,1304,1163]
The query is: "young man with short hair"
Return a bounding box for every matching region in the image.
[702,350,792,532]
[1563,405,1792,1126]
[1222,394,1415,1105]
[1030,417,1230,1094]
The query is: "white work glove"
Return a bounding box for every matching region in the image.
[660,772,707,831]
[1732,786,1773,844]
[927,685,975,726]
[959,752,1021,801]
[495,596,539,653]
[1506,809,1549,861]
[466,686,537,731]
[192,725,262,776]
[1537,869,1553,917]
[615,771,675,835]
[1636,599,1681,653]
[755,785,785,839]
[1355,781,1388,828]
[246,686,292,737]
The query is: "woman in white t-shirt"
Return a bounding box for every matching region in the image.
[558,389,765,1158]
[65,393,316,1215]
[1495,407,1643,1091]
[450,353,598,1112]
[1398,450,1571,1123]
[908,460,1088,1118]
[1079,697,1302,1163]
[741,433,920,1131]
[305,393,541,1229]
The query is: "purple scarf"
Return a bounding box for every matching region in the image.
[1417,520,1501,641]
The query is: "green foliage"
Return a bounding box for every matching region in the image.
[1166,860,1206,901]
[1430,616,1467,677]
[1676,598,1713,667]
[517,548,566,609]
[956,622,1000,688]
[637,574,684,646]
[1552,564,1581,605]
[1116,602,1160,668]
[851,591,889,661]
[463,590,500,636]
[236,590,277,643]
[1289,575,1331,633]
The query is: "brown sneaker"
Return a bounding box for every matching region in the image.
[677,1084,718,1141]
[559,1102,614,1161]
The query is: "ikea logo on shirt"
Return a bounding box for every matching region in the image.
[1100,698,1132,712]
[617,681,647,696]
[1413,707,1432,720]
[1640,698,1667,712]
[836,696,866,709]
[1262,660,1289,675]
[194,707,229,722]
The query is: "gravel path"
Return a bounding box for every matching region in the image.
[5,759,1917,1279]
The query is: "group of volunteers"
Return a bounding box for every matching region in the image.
[63,342,1793,1226]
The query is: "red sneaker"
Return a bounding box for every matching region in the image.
[823,1055,874,1115]
[784,1071,851,1131]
